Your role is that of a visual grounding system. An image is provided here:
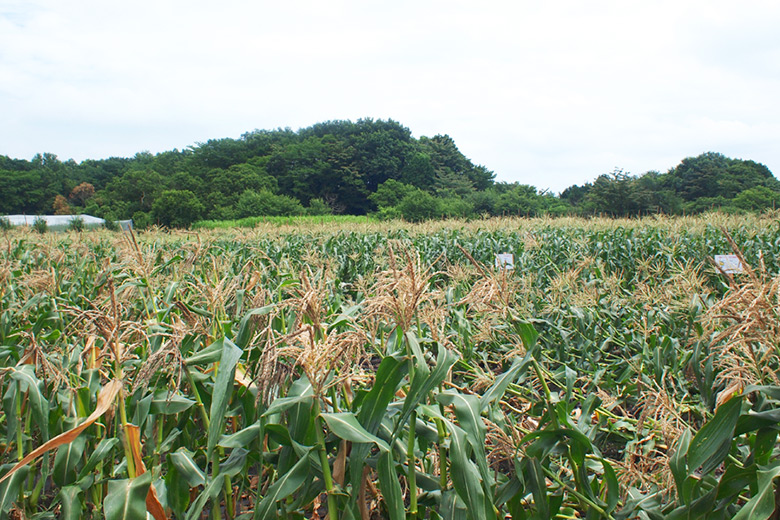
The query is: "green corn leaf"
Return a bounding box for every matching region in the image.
[515,321,538,350]
[58,485,83,520]
[10,365,49,442]
[731,463,780,520]
[254,448,312,520]
[348,354,407,516]
[185,474,226,520]
[440,490,468,520]
[165,463,191,519]
[669,429,692,499]
[53,434,86,487]
[716,463,758,502]
[150,392,196,415]
[218,422,262,449]
[77,437,120,481]
[103,472,152,520]
[0,464,29,517]
[602,458,620,513]
[754,428,778,466]
[183,339,225,366]
[235,305,276,349]
[392,347,458,442]
[405,331,429,376]
[735,408,780,436]
[355,354,407,433]
[447,423,490,520]
[220,447,250,477]
[321,412,390,452]
[688,396,742,475]
[437,391,492,488]
[377,450,405,520]
[519,457,549,520]
[479,353,532,411]
[263,394,314,417]
[170,448,207,488]
[207,337,243,459]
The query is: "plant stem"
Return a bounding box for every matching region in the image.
[314,399,339,520]
[407,410,418,520]
[435,417,448,488]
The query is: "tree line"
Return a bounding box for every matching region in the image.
[1,119,778,227]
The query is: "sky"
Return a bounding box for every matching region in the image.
[1,0,779,193]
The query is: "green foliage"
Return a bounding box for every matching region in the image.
[397,189,441,222]
[32,216,47,233]
[732,185,780,211]
[235,189,305,218]
[0,217,10,232]
[668,151,776,201]
[369,179,417,211]
[305,198,332,216]
[1,128,777,227]
[0,215,780,518]
[103,218,120,231]
[152,189,205,228]
[67,216,85,232]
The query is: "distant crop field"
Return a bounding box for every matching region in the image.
[1,213,779,519]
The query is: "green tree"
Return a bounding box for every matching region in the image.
[151,189,205,228]
[235,189,304,217]
[397,189,441,222]
[667,152,776,201]
[732,185,780,211]
[369,180,416,211]
[584,169,651,217]
[306,198,332,216]
[495,184,544,216]
[399,152,436,189]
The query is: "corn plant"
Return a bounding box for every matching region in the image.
[0,215,778,518]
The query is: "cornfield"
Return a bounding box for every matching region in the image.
[2,213,780,519]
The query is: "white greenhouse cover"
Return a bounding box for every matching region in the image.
[4,214,106,226]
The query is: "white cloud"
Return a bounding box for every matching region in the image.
[1,0,779,192]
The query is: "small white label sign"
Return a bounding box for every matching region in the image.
[714,254,744,274]
[495,253,515,270]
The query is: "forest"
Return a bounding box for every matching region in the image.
[1,118,778,227]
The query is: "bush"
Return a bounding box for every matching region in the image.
[235,189,304,217]
[306,198,332,216]
[103,218,120,231]
[397,189,441,222]
[0,217,10,232]
[68,216,85,232]
[32,216,48,234]
[152,190,205,228]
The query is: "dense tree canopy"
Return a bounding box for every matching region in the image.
[0,118,777,227]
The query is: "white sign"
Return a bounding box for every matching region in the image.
[714,254,744,274]
[495,253,515,270]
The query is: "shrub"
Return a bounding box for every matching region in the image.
[68,216,85,232]
[32,216,48,234]
[0,217,11,232]
[397,189,441,222]
[103,218,120,231]
[235,189,304,217]
[306,198,332,216]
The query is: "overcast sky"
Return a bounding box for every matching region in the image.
[1,1,778,193]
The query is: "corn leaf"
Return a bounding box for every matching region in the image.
[103,472,153,520]
[206,337,243,459]
[254,447,313,520]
